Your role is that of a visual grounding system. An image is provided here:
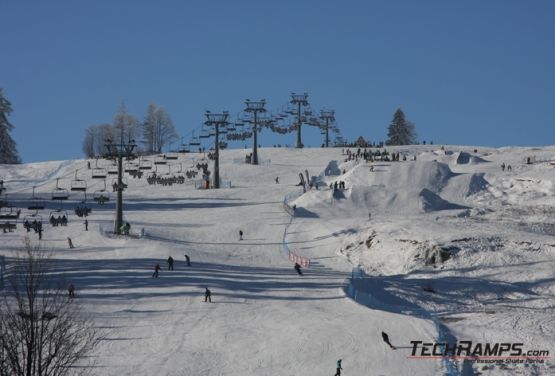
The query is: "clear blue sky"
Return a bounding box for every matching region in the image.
[2,0,554,162]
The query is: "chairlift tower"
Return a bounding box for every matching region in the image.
[104,130,137,234]
[320,109,335,148]
[244,99,266,165]
[290,92,309,148]
[204,111,229,189]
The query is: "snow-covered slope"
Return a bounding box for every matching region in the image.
[1,145,554,375]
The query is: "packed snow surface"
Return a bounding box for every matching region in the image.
[1,145,554,375]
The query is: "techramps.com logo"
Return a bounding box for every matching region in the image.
[408,341,550,365]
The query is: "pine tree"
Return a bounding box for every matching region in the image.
[386,108,417,146]
[0,87,21,164]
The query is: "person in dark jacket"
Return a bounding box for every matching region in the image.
[239,230,243,241]
[167,256,174,270]
[184,254,191,266]
[294,262,303,276]
[152,263,161,278]
[204,288,211,302]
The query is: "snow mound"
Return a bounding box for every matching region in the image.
[466,173,489,196]
[418,188,467,212]
[454,151,487,165]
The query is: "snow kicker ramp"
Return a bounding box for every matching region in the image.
[343,161,471,214]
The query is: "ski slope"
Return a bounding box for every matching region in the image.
[1,145,554,375]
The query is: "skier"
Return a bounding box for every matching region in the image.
[501,162,506,172]
[68,283,75,298]
[152,263,161,278]
[275,176,279,184]
[294,262,303,276]
[67,237,74,249]
[381,331,396,350]
[184,254,191,266]
[204,287,212,302]
[334,359,342,376]
[84,219,88,231]
[167,256,174,271]
[239,230,243,241]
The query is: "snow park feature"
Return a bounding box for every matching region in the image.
[0,145,554,375]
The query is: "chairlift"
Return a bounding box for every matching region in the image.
[93,180,111,204]
[165,152,178,160]
[24,213,42,223]
[108,165,118,175]
[124,162,139,173]
[51,178,69,200]
[92,167,107,179]
[28,186,45,211]
[0,206,21,220]
[49,209,69,226]
[139,159,153,170]
[154,155,167,165]
[199,130,210,139]
[179,144,191,153]
[70,170,87,192]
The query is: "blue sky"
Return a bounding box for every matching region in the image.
[1,0,554,162]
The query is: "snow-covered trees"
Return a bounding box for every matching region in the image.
[0,87,21,164]
[386,108,417,146]
[113,102,139,144]
[82,123,114,158]
[141,103,177,155]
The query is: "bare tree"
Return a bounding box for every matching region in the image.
[142,103,177,154]
[114,101,139,146]
[0,240,99,376]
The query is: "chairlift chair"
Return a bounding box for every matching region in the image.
[93,180,110,204]
[92,167,107,179]
[0,206,21,220]
[154,155,167,165]
[51,178,69,200]
[124,163,139,173]
[70,171,87,192]
[108,165,118,175]
[199,130,210,139]
[139,159,153,170]
[165,152,178,160]
[28,186,45,210]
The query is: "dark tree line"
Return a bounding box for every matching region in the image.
[0,87,21,164]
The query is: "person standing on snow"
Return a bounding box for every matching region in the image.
[239,230,243,241]
[204,288,212,302]
[294,262,303,276]
[167,256,174,271]
[152,263,161,278]
[334,359,342,376]
[84,219,88,231]
[184,254,191,266]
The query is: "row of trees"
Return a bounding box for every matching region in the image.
[82,102,178,158]
[0,87,21,164]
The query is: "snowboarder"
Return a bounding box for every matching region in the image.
[184,254,191,266]
[239,230,243,241]
[68,283,75,298]
[334,359,342,376]
[67,237,74,249]
[294,262,303,276]
[167,256,174,271]
[152,263,161,278]
[381,331,396,350]
[204,287,211,302]
[84,219,88,231]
